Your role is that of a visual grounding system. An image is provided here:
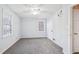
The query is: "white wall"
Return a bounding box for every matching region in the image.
[21,18,47,38]
[0,5,21,53]
[47,17,53,40]
[47,10,64,48]
[0,6,3,52]
[47,4,73,54]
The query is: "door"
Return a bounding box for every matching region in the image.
[73,9,79,52]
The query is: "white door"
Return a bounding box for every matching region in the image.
[73,9,79,52]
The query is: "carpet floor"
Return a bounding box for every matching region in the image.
[4,38,63,54]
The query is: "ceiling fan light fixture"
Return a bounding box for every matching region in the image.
[31,8,40,15]
[32,11,39,15]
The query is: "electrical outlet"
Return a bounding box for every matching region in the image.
[53,38,55,40]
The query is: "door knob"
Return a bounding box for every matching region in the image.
[74,33,78,35]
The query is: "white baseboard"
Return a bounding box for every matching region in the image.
[21,37,47,39]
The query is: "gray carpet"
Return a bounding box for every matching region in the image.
[4,38,63,54]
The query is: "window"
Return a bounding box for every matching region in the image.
[39,21,44,31]
[3,16,12,35]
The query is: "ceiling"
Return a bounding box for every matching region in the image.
[7,4,62,19]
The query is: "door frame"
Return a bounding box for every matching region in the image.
[70,4,78,53]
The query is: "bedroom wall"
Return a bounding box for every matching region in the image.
[21,18,47,38]
[0,5,21,53]
[47,9,64,49]
[47,4,73,54]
